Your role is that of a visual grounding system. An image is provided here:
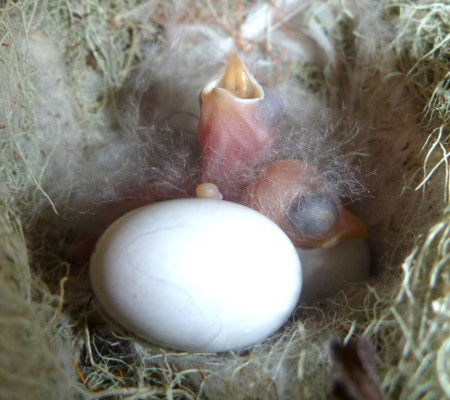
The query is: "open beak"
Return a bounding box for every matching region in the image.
[242,159,368,248]
[319,207,368,248]
[197,55,282,196]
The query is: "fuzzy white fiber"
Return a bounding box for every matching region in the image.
[1,0,449,399]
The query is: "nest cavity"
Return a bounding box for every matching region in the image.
[0,1,449,399]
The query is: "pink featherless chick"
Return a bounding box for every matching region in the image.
[242,159,368,249]
[197,55,282,200]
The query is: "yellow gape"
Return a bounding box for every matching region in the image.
[217,55,261,99]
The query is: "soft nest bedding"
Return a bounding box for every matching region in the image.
[0,1,449,399]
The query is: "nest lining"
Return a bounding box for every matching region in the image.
[0,0,449,399]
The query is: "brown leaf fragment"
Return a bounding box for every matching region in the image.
[330,335,383,400]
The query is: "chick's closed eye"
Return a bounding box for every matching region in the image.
[287,194,339,239]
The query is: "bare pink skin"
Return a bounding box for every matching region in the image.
[198,90,276,179]
[242,159,368,248]
[197,56,282,198]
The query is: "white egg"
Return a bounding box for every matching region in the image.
[90,198,302,353]
[297,238,371,301]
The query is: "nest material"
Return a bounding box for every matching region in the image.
[0,0,449,399]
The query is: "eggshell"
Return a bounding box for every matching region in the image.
[90,198,302,353]
[297,238,371,301]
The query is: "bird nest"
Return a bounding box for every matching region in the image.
[1,0,449,399]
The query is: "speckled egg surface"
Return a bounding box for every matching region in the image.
[90,198,302,353]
